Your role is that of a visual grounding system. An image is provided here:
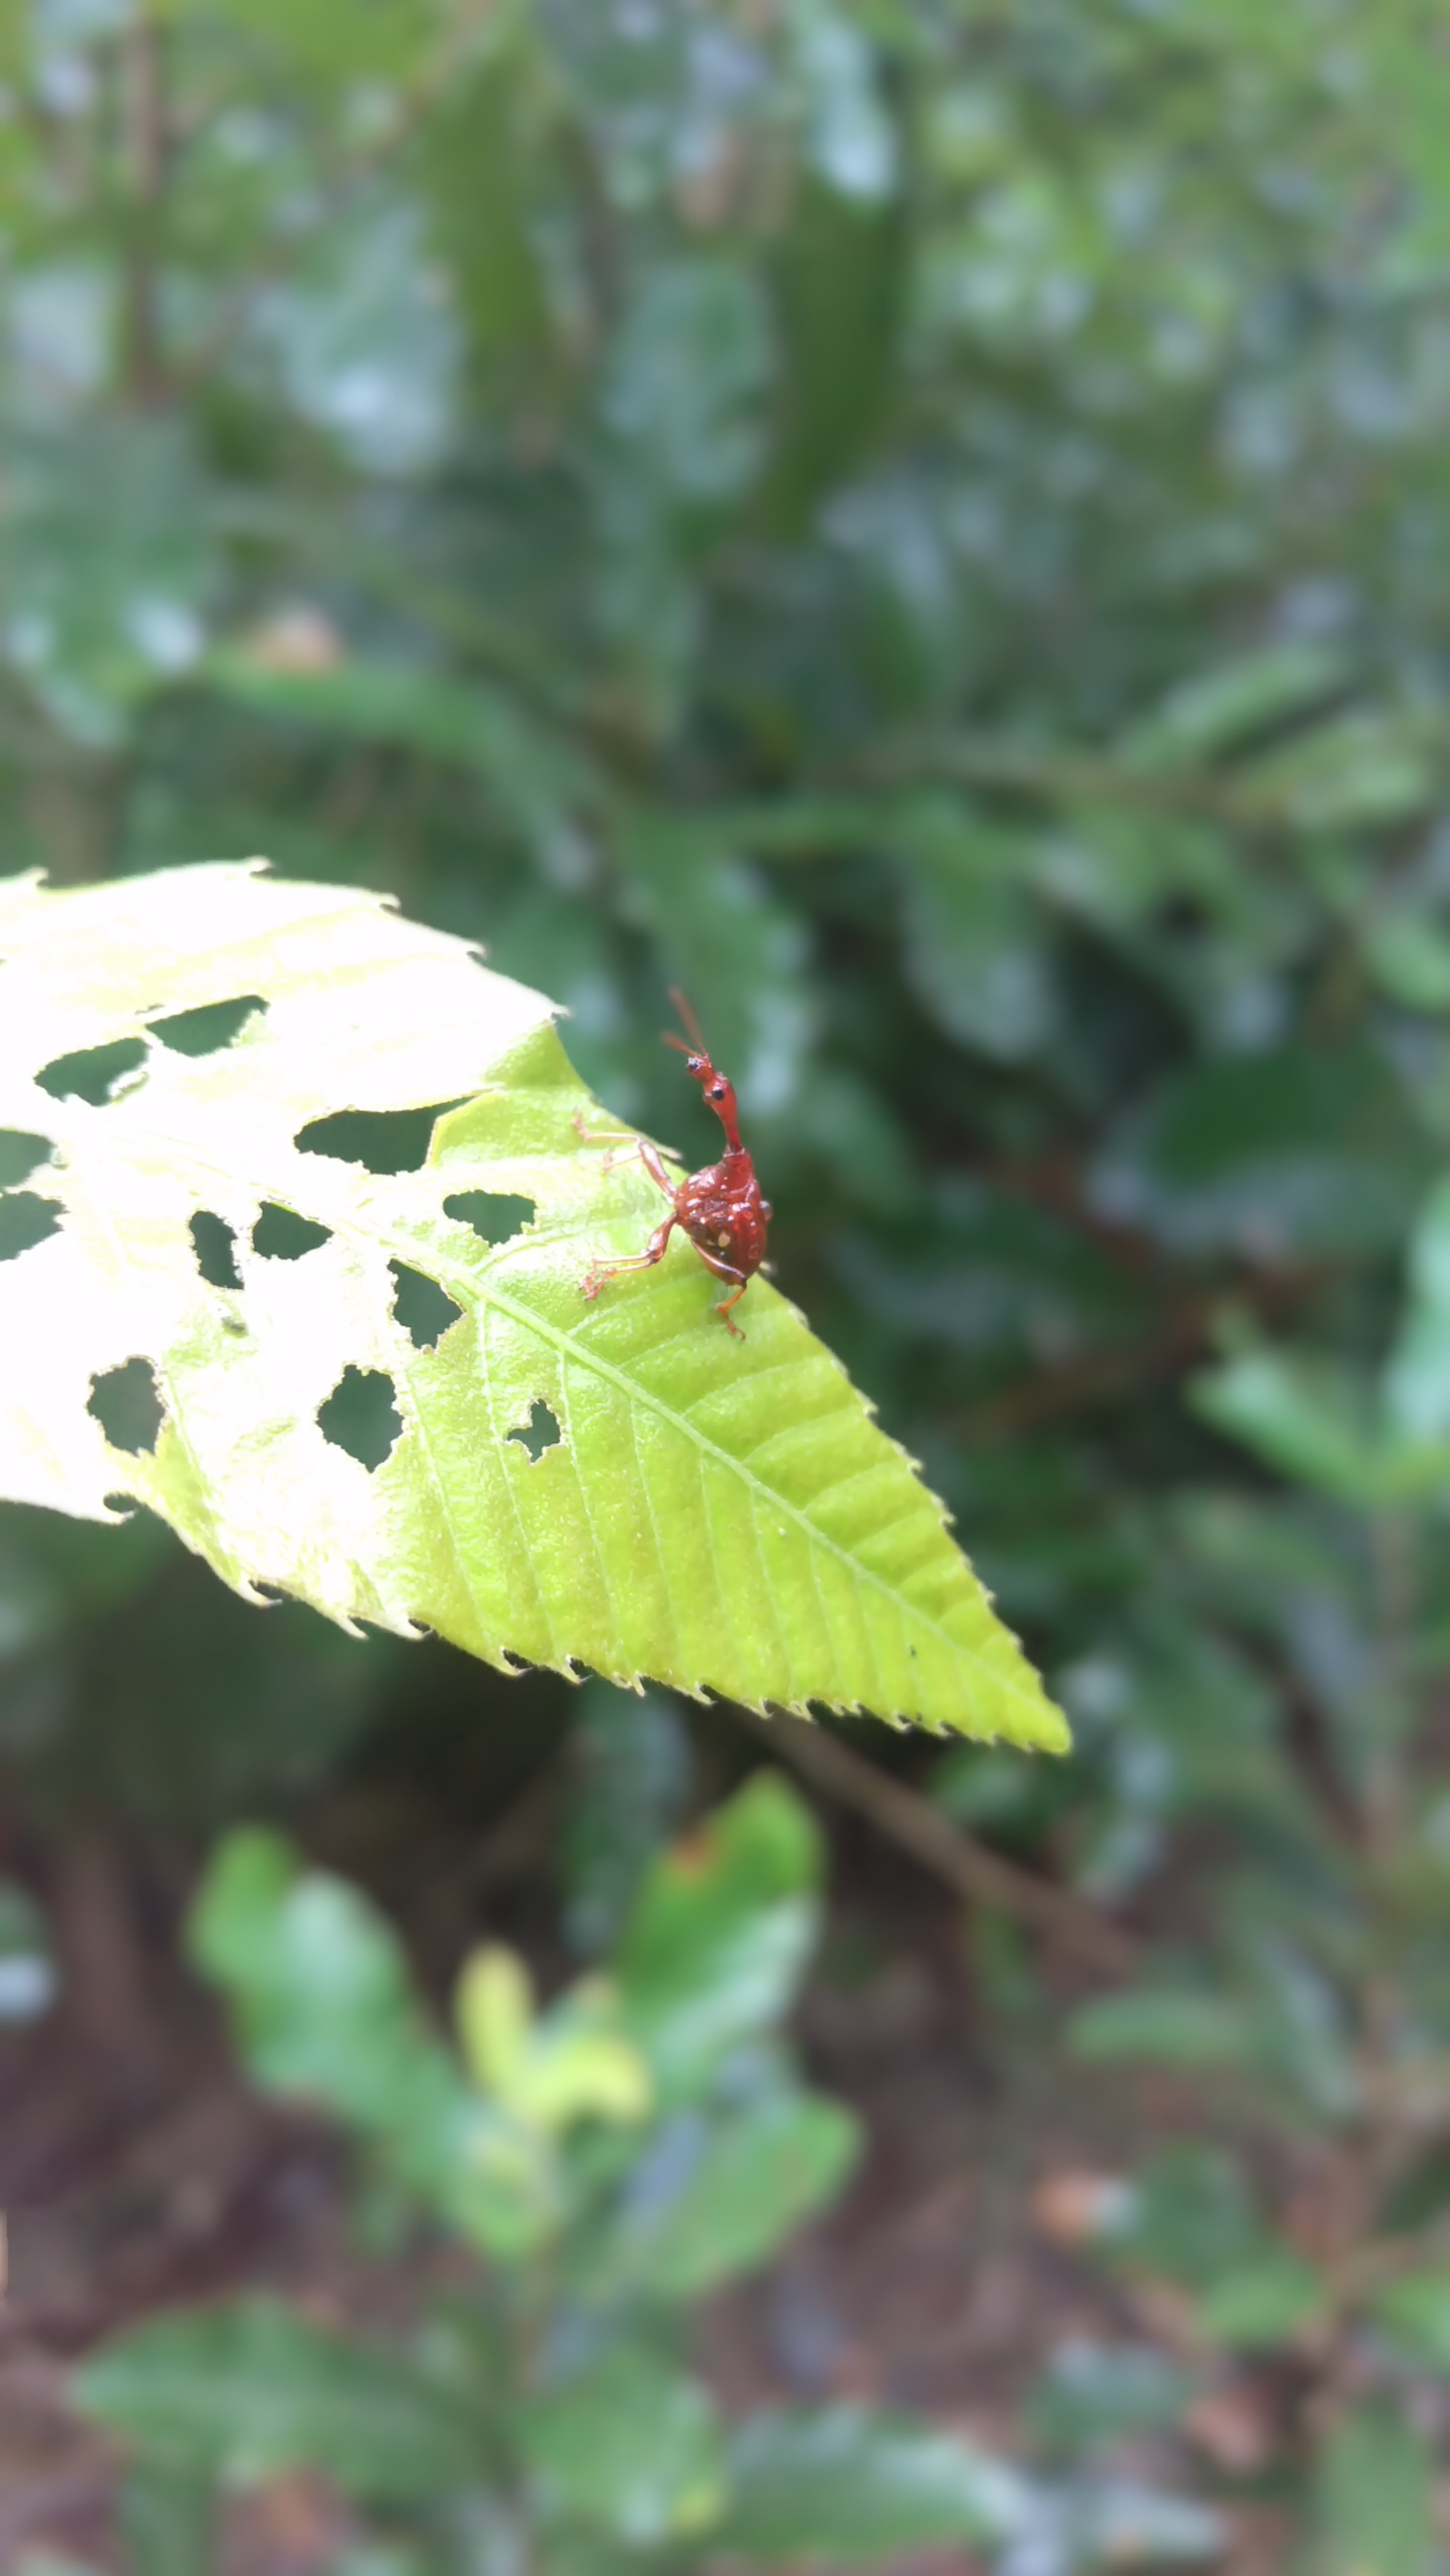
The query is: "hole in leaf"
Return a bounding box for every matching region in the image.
[36,1038,147,1105]
[252,1203,332,1261]
[296,1103,460,1175]
[390,1260,462,1350]
[149,994,267,1056]
[0,1193,63,1262]
[318,1366,402,1472]
[191,1210,243,1289]
[509,1400,562,1463]
[0,1130,54,1188]
[444,1191,536,1247]
[89,1358,164,1456]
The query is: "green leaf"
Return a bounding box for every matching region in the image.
[193,1834,590,2253]
[116,2459,216,2576]
[1116,642,1350,770]
[1092,1042,1430,1262]
[716,2408,1029,2562]
[617,1775,822,2099]
[320,2554,431,2576]
[766,177,904,522]
[74,2298,480,2503]
[3,417,216,744]
[1366,908,1450,1013]
[590,256,772,705]
[892,798,1055,1064]
[0,865,1066,1743]
[1195,2249,1326,2349]
[1245,709,1436,831]
[423,47,563,411]
[204,655,593,867]
[1305,2404,1434,2576]
[1192,1350,1386,1500]
[456,1942,534,2097]
[789,3,898,201]
[1386,1174,1450,1440]
[165,0,442,79]
[1026,2340,1196,2456]
[1193,1348,1450,1506]
[658,2091,858,2291]
[605,811,807,1108]
[1067,1987,1258,2070]
[189,1831,473,2203]
[456,1944,651,2132]
[594,2090,860,2297]
[599,256,771,515]
[520,2348,725,2546]
[1110,2146,1264,2291]
[1368,2270,1450,2372]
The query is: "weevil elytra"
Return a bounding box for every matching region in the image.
[578,991,772,1339]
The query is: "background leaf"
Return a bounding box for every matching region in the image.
[1304,2405,1435,2576]
[188,1828,472,2196]
[74,2299,481,2504]
[616,1775,821,2097]
[716,2408,1031,2563]
[590,2092,860,2298]
[520,2347,725,2547]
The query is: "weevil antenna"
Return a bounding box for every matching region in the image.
[667,986,709,1054]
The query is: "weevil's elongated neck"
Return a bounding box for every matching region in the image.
[707,1076,743,1154]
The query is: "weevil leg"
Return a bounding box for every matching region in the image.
[636,1141,676,1198]
[693,1245,751,1339]
[571,1107,635,1145]
[571,1108,638,1174]
[571,1113,677,1196]
[580,1212,678,1302]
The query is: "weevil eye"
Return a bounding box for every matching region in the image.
[686,1054,703,1074]
[708,1080,726,1100]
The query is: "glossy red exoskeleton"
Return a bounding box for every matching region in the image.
[579,991,772,1339]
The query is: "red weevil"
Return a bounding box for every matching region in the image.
[579,990,772,1339]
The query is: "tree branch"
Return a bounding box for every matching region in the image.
[734,1707,1137,1975]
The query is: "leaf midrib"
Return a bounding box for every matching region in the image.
[68,1120,1054,1728]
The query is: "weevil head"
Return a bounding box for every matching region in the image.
[699,1065,742,1149]
[663,1005,743,1149]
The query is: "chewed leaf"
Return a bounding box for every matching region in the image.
[0,865,1066,1745]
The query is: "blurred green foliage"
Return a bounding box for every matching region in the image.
[79,1778,1214,2575]
[11,0,1450,2562]
[5,0,1450,1827]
